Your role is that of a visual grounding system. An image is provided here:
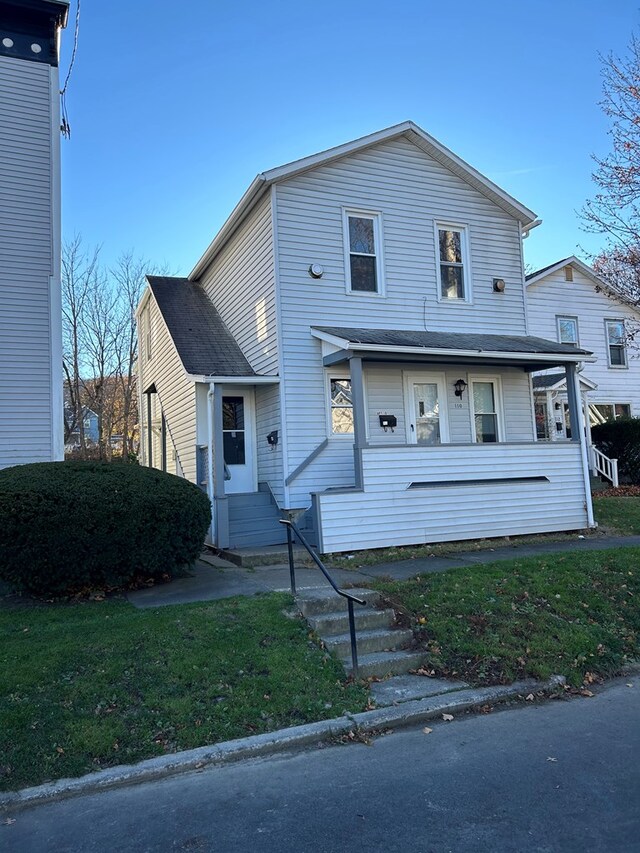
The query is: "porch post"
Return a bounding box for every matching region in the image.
[161,412,167,472]
[212,384,230,549]
[565,363,595,527]
[349,355,367,489]
[146,391,153,468]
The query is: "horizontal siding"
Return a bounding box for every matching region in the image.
[138,298,197,482]
[0,56,54,468]
[526,269,640,415]
[200,193,278,375]
[276,136,530,507]
[255,382,284,505]
[286,360,535,508]
[316,443,588,552]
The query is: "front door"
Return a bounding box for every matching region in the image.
[404,372,449,444]
[222,388,256,494]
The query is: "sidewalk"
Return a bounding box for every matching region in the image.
[127,534,640,609]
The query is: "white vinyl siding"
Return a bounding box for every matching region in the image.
[526,267,640,417]
[0,56,56,467]
[255,382,284,504]
[138,298,197,482]
[276,136,528,507]
[314,443,587,553]
[200,193,277,375]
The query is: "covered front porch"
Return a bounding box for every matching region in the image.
[310,327,597,554]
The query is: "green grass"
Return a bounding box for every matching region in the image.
[0,594,369,792]
[593,496,640,535]
[374,546,640,688]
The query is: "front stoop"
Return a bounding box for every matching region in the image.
[297,587,428,679]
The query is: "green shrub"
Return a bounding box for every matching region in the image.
[592,417,640,484]
[0,462,211,596]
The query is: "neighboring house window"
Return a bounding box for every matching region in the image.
[344,211,382,294]
[605,320,627,367]
[329,377,353,434]
[589,403,631,425]
[557,316,579,346]
[437,225,469,300]
[471,379,501,443]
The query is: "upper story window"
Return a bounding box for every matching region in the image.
[344,210,383,295]
[329,376,353,435]
[437,224,469,301]
[605,319,627,367]
[557,316,579,346]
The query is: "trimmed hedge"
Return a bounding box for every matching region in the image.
[0,462,211,596]
[592,418,640,484]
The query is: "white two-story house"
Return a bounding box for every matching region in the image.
[137,122,595,553]
[526,257,640,461]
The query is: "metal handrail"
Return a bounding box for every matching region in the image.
[279,518,366,678]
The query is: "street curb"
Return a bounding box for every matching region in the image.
[0,675,565,811]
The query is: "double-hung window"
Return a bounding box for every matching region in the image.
[605,320,627,367]
[437,224,469,300]
[471,379,501,443]
[557,316,579,346]
[344,211,382,294]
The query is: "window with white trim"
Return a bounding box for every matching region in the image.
[605,320,627,367]
[329,376,353,435]
[557,316,579,346]
[344,211,382,294]
[437,225,468,300]
[471,380,501,443]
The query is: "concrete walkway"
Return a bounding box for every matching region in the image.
[126,534,640,609]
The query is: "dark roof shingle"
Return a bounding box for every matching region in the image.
[147,277,255,377]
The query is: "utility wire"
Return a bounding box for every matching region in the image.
[60,0,80,138]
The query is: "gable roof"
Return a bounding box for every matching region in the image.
[531,371,598,391]
[525,256,600,287]
[190,121,540,280]
[146,277,256,378]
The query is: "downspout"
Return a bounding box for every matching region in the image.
[207,383,216,544]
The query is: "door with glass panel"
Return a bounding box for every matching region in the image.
[404,373,449,445]
[471,380,501,443]
[222,389,256,494]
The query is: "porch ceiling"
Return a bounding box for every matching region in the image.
[312,327,594,372]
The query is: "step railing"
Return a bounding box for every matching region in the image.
[590,446,619,488]
[279,518,366,678]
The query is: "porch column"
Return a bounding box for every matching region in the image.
[212,384,229,549]
[146,390,153,468]
[565,363,595,527]
[349,355,367,489]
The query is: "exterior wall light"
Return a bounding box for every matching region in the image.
[454,379,468,398]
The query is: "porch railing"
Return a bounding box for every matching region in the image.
[279,518,366,678]
[591,446,619,488]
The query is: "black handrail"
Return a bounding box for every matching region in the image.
[279,518,365,678]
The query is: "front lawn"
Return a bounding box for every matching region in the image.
[593,496,640,535]
[0,594,369,792]
[374,547,640,687]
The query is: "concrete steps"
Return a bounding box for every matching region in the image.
[296,587,425,679]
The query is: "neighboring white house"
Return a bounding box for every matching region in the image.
[0,0,68,468]
[137,122,596,553]
[526,256,640,449]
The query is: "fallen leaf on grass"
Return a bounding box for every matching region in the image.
[525,693,535,701]
[580,689,594,697]
[422,727,433,735]
[442,714,454,722]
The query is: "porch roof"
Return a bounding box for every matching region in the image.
[147,276,257,378]
[313,326,594,370]
[532,371,598,391]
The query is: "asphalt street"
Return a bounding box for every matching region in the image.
[2,678,639,853]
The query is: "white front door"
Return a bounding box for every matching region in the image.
[404,372,449,444]
[222,388,256,494]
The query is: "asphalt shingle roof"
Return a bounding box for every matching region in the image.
[531,372,566,390]
[525,258,572,282]
[147,277,255,377]
[314,327,592,357]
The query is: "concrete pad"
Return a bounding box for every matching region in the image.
[126,562,270,608]
[257,565,367,593]
[360,556,463,580]
[370,674,469,707]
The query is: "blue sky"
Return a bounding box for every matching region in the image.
[60,1,639,275]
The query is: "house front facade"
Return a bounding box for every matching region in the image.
[0,0,68,468]
[137,122,595,553]
[526,257,640,447]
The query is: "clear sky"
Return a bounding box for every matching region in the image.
[59,0,639,276]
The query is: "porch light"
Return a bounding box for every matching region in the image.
[454,379,468,398]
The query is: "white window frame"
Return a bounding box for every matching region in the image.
[325,369,354,439]
[435,222,472,303]
[468,375,505,444]
[605,319,628,368]
[556,315,579,347]
[402,371,450,445]
[342,208,385,297]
